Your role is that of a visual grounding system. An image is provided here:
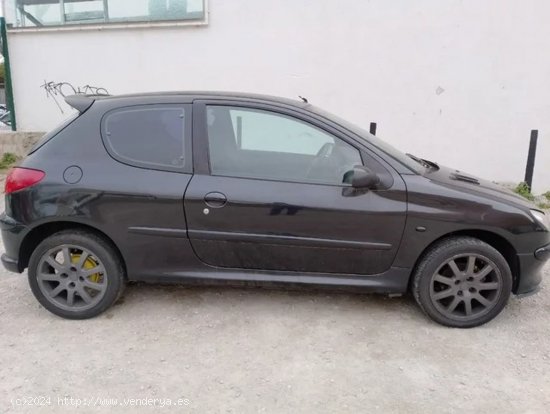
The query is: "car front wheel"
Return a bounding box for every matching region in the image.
[412,236,513,328]
[28,230,125,319]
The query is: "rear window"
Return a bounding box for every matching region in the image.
[102,104,189,171]
[28,112,79,155]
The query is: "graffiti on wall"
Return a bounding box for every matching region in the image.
[41,81,110,113]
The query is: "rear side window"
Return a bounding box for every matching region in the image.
[102,105,189,171]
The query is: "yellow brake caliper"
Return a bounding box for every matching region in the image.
[71,254,102,283]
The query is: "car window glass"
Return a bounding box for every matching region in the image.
[103,106,185,169]
[28,112,79,155]
[308,104,424,173]
[206,106,362,186]
[229,109,334,154]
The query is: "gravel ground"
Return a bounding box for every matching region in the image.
[0,199,549,413]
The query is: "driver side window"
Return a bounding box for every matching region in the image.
[206,106,362,186]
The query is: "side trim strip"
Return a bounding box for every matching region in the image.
[130,266,412,293]
[188,229,392,250]
[128,226,188,238]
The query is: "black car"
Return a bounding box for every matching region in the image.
[1,92,548,327]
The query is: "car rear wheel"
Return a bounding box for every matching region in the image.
[412,237,512,328]
[28,230,125,319]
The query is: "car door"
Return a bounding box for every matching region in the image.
[183,100,407,275]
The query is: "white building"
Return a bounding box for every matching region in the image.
[3,0,549,192]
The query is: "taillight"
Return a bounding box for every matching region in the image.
[4,167,45,194]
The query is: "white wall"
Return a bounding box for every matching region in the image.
[7,0,550,192]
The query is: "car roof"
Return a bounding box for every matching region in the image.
[65,91,310,113]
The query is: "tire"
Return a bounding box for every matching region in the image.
[28,230,125,319]
[412,237,512,328]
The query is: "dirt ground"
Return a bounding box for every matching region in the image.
[1,201,549,413]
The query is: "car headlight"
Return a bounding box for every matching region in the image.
[531,209,549,230]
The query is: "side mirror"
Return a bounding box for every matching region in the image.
[347,166,380,189]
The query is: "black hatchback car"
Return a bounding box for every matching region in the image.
[1,92,548,327]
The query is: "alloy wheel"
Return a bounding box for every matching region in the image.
[36,245,108,312]
[430,254,502,320]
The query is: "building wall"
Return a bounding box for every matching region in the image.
[7,0,550,192]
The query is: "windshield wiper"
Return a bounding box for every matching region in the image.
[405,153,440,170]
[406,153,431,169]
[421,158,439,170]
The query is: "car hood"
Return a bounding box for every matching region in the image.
[421,163,535,210]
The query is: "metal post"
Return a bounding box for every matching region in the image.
[0,17,16,131]
[18,1,26,27]
[369,122,377,135]
[524,130,538,190]
[103,0,109,22]
[59,0,66,24]
[236,116,242,148]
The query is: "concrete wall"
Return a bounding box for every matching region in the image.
[6,0,550,192]
[0,131,43,156]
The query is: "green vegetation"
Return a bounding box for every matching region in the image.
[0,62,4,84]
[537,189,550,209]
[513,184,550,209]
[513,182,535,201]
[0,152,18,170]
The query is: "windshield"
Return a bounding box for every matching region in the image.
[308,105,425,174]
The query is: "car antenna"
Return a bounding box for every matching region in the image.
[298,96,308,103]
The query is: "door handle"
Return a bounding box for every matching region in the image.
[204,192,227,208]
